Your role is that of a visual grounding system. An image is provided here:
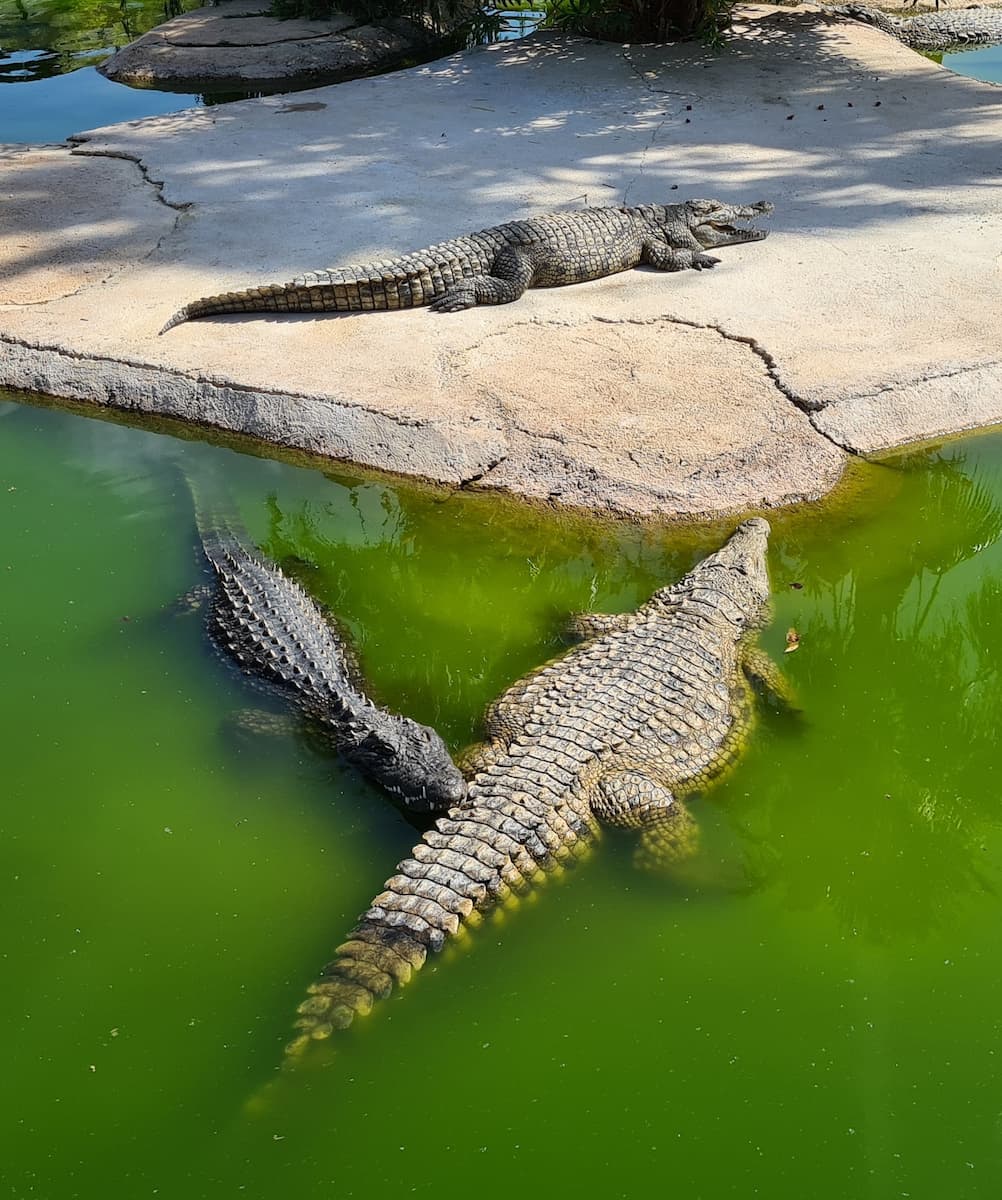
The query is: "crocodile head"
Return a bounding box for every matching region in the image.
[658,517,772,628]
[684,199,774,248]
[347,715,467,811]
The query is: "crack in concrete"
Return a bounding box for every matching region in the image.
[808,419,855,453]
[2,143,187,311]
[590,309,853,455]
[458,454,509,488]
[440,309,849,488]
[67,141,190,213]
[618,45,687,204]
[618,44,711,204]
[831,358,1002,403]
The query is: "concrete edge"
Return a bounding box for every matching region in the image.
[0,333,508,483]
[0,329,852,519]
[812,362,1002,454]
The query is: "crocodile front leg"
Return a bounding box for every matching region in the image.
[222,707,299,745]
[592,769,700,871]
[741,644,798,711]
[642,237,720,272]
[429,246,535,312]
[563,612,634,643]
[455,739,503,778]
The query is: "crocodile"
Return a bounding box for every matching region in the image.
[159,198,773,332]
[188,472,466,811]
[823,3,1002,50]
[289,517,792,1052]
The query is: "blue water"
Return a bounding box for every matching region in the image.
[0,62,200,141]
[0,0,206,142]
[943,43,1002,84]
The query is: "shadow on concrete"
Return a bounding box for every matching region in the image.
[3,11,1001,306]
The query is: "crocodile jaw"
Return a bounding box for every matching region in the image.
[660,517,772,626]
[690,200,774,249]
[708,517,772,614]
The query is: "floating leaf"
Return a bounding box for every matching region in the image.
[785,628,801,654]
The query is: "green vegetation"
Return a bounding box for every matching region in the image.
[271,0,731,45]
[540,0,733,43]
[0,0,196,77]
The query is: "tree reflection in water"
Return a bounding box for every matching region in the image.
[258,471,724,749]
[738,448,1002,943]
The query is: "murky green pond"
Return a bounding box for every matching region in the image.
[4,391,1002,1198]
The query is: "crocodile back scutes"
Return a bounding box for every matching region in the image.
[205,534,362,718]
[480,610,743,802]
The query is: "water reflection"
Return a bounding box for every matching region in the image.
[743,449,1002,943]
[0,0,199,81]
[259,477,713,743]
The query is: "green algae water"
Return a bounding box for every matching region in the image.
[4,392,1002,1198]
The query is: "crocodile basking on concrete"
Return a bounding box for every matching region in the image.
[824,3,1002,50]
[290,517,792,1051]
[188,472,466,811]
[159,198,773,332]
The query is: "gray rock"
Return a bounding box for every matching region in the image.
[99,0,451,90]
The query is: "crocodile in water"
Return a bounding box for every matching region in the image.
[824,3,1002,50]
[160,199,773,332]
[289,517,792,1051]
[188,472,466,811]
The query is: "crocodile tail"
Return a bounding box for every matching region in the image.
[181,460,243,551]
[287,794,596,1055]
[159,247,489,333]
[159,278,379,334]
[159,283,333,334]
[158,259,454,334]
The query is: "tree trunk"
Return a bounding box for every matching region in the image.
[632,0,708,39]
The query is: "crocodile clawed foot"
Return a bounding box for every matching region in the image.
[692,254,721,270]
[429,288,477,313]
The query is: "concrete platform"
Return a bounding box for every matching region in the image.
[3,6,1002,517]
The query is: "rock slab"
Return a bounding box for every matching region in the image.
[4,7,1002,516]
[100,0,449,90]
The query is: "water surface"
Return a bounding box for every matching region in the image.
[3,392,1002,1198]
[0,0,206,140]
[943,43,1002,84]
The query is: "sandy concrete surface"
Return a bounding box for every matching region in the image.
[2,6,1001,516]
[99,0,447,90]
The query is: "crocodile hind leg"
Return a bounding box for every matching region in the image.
[222,708,299,745]
[429,247,535,312]
[632,803,700,873]
[591,769,700,872]
[165,582,212,617]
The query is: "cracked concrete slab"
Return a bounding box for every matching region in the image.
[2,6,1002,516]
[0,146,177,305]
[448,319,836,510]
